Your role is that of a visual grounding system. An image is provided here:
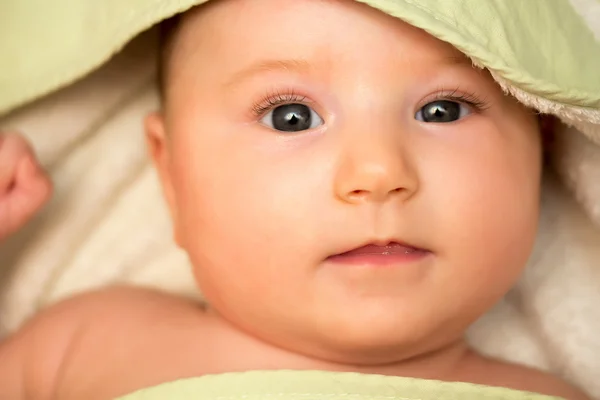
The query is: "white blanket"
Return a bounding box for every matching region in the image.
[1,30,599,398]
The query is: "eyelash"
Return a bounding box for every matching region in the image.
[250,87,490,118]
[251,90,308,117]
[427,88,490,112]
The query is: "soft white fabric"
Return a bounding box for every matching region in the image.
[1,29,599,398]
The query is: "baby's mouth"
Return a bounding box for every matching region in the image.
[326,242,430,266]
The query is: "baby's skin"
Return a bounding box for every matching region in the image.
[0,1,591,399]
[0,132,52,242]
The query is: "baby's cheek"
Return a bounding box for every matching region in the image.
[177,155,305,269]
[180,163,316,326]
[431,151,539,297]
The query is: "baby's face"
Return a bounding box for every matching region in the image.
[147,0,542,364]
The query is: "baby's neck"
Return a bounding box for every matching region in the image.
[204,307,474,381]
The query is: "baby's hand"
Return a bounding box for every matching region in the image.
[0,132,52,241]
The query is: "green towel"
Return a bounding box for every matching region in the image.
[117,370,565,400]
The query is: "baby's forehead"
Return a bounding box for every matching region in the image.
[166,0,475,80]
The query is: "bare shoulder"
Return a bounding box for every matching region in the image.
[50,285,205,324]
[463,353,590,400]
[0,286,207,400]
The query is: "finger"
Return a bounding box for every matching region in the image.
[13,154,53,211]
[0,156,52,239]
[14,154,52,204]
[0,134,26,192]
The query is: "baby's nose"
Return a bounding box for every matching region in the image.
[333,137,418,205]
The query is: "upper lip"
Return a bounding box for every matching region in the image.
[328,238,430,258]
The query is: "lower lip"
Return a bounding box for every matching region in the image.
[326,246,430,267]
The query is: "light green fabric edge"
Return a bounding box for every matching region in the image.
[1,0,599,117]
[117,370,564,400]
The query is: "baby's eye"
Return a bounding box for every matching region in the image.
[260,103,324,132]
[415,100,471,123]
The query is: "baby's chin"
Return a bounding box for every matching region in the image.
[260,329,466,371]
[222,302,472,368]
[306,297,482,364]
[313,324,465,367]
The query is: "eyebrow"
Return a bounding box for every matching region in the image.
[224,58,313,88]
[440,54,479,69]
[442,55,474,67]
[223,54,475,88]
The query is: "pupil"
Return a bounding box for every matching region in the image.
[425,101,460,122]
[273,104,312,132]
[287,113,299,125]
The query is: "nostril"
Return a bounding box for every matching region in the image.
[349,189,369,199]
[391,188,402,194]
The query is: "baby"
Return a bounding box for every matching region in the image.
[0,0,591,399]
